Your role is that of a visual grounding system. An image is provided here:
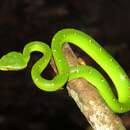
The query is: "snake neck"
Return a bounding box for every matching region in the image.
[22,41,52,74]
[22,41,69,92]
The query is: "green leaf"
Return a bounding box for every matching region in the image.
[0,52,27,71]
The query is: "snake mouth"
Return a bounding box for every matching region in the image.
[0,65,25,71]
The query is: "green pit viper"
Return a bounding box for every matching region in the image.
[0,28,130,113]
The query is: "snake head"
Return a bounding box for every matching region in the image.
[0,52,27,71]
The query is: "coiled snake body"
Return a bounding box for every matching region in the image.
[0,28,130,113]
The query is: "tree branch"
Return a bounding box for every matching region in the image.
[50,43,126,130]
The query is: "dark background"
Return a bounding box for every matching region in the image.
[0,0,130,130]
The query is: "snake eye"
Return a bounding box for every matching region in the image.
[0,52,27,71]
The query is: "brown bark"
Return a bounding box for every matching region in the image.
[50,43,126,130]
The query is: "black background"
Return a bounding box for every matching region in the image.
[0,0,130,130]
